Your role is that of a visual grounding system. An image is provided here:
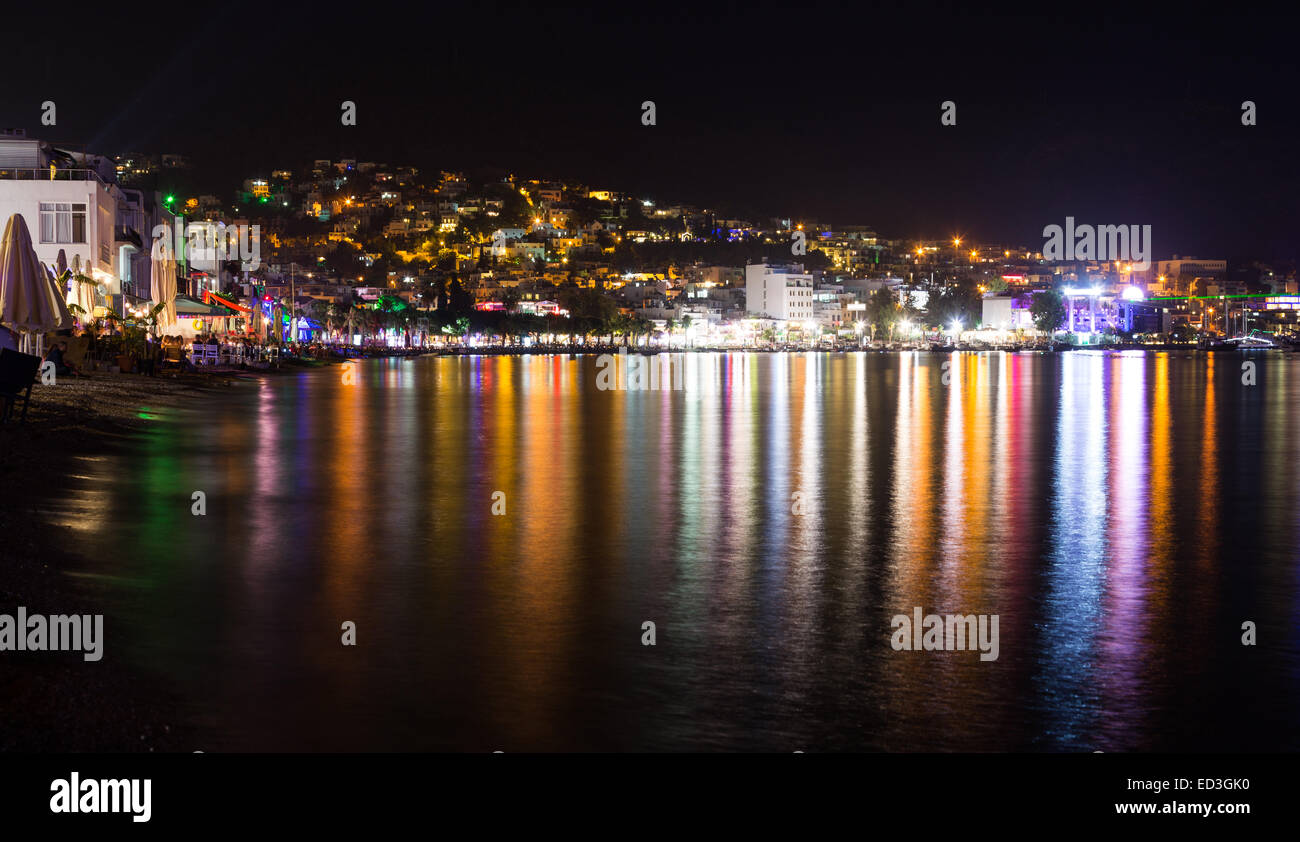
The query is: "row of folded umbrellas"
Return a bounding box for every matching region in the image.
[0,212,178,354]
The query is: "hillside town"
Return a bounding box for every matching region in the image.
[3,127,1299,363]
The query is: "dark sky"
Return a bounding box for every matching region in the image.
[3,2,1298,258]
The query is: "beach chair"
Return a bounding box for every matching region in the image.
[162,345,185,371]
[0,348,42,423]
[63,336,89,374]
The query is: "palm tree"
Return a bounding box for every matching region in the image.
[629,314,652,348]
[441,316,470,344]
[141,301,168,339]
[360,307,382,346]
[327,301,351,344]
[608,313,631,346]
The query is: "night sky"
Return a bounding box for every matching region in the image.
[3,3,1298,258]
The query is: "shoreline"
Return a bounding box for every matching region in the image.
[0,370,265,751]
[368,343,1296,356]
[266,342,1296,360]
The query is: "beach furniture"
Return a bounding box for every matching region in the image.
[162,345,185,371]
[0,348,41,423]
[63,336,89,373]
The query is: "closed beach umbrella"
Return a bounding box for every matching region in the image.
[250,295,264,339]
[41,261,74,328]
[151,238,177,330]
[64,252,85,315]
[53,248,82,318]
[69,254,99,316]
[0,213,71,354]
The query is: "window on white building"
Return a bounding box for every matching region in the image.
[39,202,87,243]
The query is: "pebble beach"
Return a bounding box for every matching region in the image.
[0,371,235,751]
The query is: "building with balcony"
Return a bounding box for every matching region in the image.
[745,263,814,322]
[0,133,177,316]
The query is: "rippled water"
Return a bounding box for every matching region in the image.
[50,352,1300,751]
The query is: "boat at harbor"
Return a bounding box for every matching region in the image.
[1224,330,1281,349]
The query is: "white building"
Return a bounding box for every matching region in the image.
[1155,257,1226,279]
[0,133,167,314]
[745,263,814,321]
[812,284,856,331]
[506,241,545,262]
[183,219,259,297]
[981,295,1034,331]
[0,135,116,283]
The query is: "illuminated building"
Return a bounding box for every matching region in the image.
[745,263,814,322]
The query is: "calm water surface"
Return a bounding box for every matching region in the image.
[50,352,1300,750]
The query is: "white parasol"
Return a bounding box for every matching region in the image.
[0,213,71,355]
[66,254,100,318]
[150,236,178,330]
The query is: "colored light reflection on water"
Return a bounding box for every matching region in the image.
[46,352,1300,751]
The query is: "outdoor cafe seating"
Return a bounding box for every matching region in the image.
[191,343,221,366]
[186,340,278,368]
